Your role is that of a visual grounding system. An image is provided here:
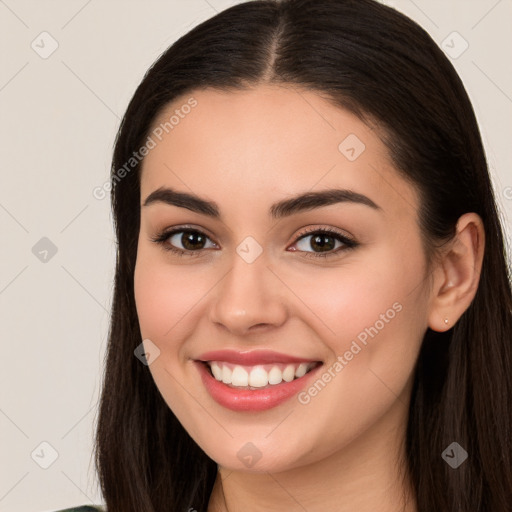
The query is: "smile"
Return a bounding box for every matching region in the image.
[195,350,323,411]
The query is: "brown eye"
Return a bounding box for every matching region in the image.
[151,227,218,256]
[300,233,337,252]
[175,230,208,250]
[165,229,217,252]
[290,228,358,259]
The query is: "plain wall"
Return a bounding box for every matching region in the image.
[0,1,510,511]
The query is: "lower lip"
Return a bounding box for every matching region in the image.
[196,361,322,412]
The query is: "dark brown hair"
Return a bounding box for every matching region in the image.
[95,0,512,510]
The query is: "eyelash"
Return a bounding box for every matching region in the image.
[150,225,359,260]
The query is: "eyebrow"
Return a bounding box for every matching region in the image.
[142,186,381,219]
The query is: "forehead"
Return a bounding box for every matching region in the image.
[139,84,419,220]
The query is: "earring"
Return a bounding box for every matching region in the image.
[444,318,449,325]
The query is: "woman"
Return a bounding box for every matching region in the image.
[58,0,512,510]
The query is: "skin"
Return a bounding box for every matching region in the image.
[133,84,485,512]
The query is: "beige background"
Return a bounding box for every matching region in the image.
[0,1,510,511]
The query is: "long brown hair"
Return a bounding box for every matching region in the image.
[95,1,512,510]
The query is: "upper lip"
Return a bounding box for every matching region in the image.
[197,350,321,366]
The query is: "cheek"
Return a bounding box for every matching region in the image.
[133,249,209,343]
[279,243,428,356]
[283,249,428,455]
[133,251,212,436]
[134,262,172,339]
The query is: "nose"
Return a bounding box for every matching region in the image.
[208,249,288,337]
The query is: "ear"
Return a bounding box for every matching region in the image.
[428,212,485,332]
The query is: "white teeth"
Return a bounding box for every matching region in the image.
[268,366,283,385]
[282,364,295,382]
[248,366,268,388]
[295,363,308,378]
[231,366,249,387]
[207,361,317,388]
[222,365,232,384]
[210,362,222,380]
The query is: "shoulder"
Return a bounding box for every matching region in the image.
[52,507,105,512]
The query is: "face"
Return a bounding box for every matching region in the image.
[134,84,433,473]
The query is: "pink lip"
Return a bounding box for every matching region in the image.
[197,349,319,365]
[195,359,323,412]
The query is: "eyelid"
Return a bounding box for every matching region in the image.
[293,225,355,243]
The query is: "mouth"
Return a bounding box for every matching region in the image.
[194,350,323,411]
